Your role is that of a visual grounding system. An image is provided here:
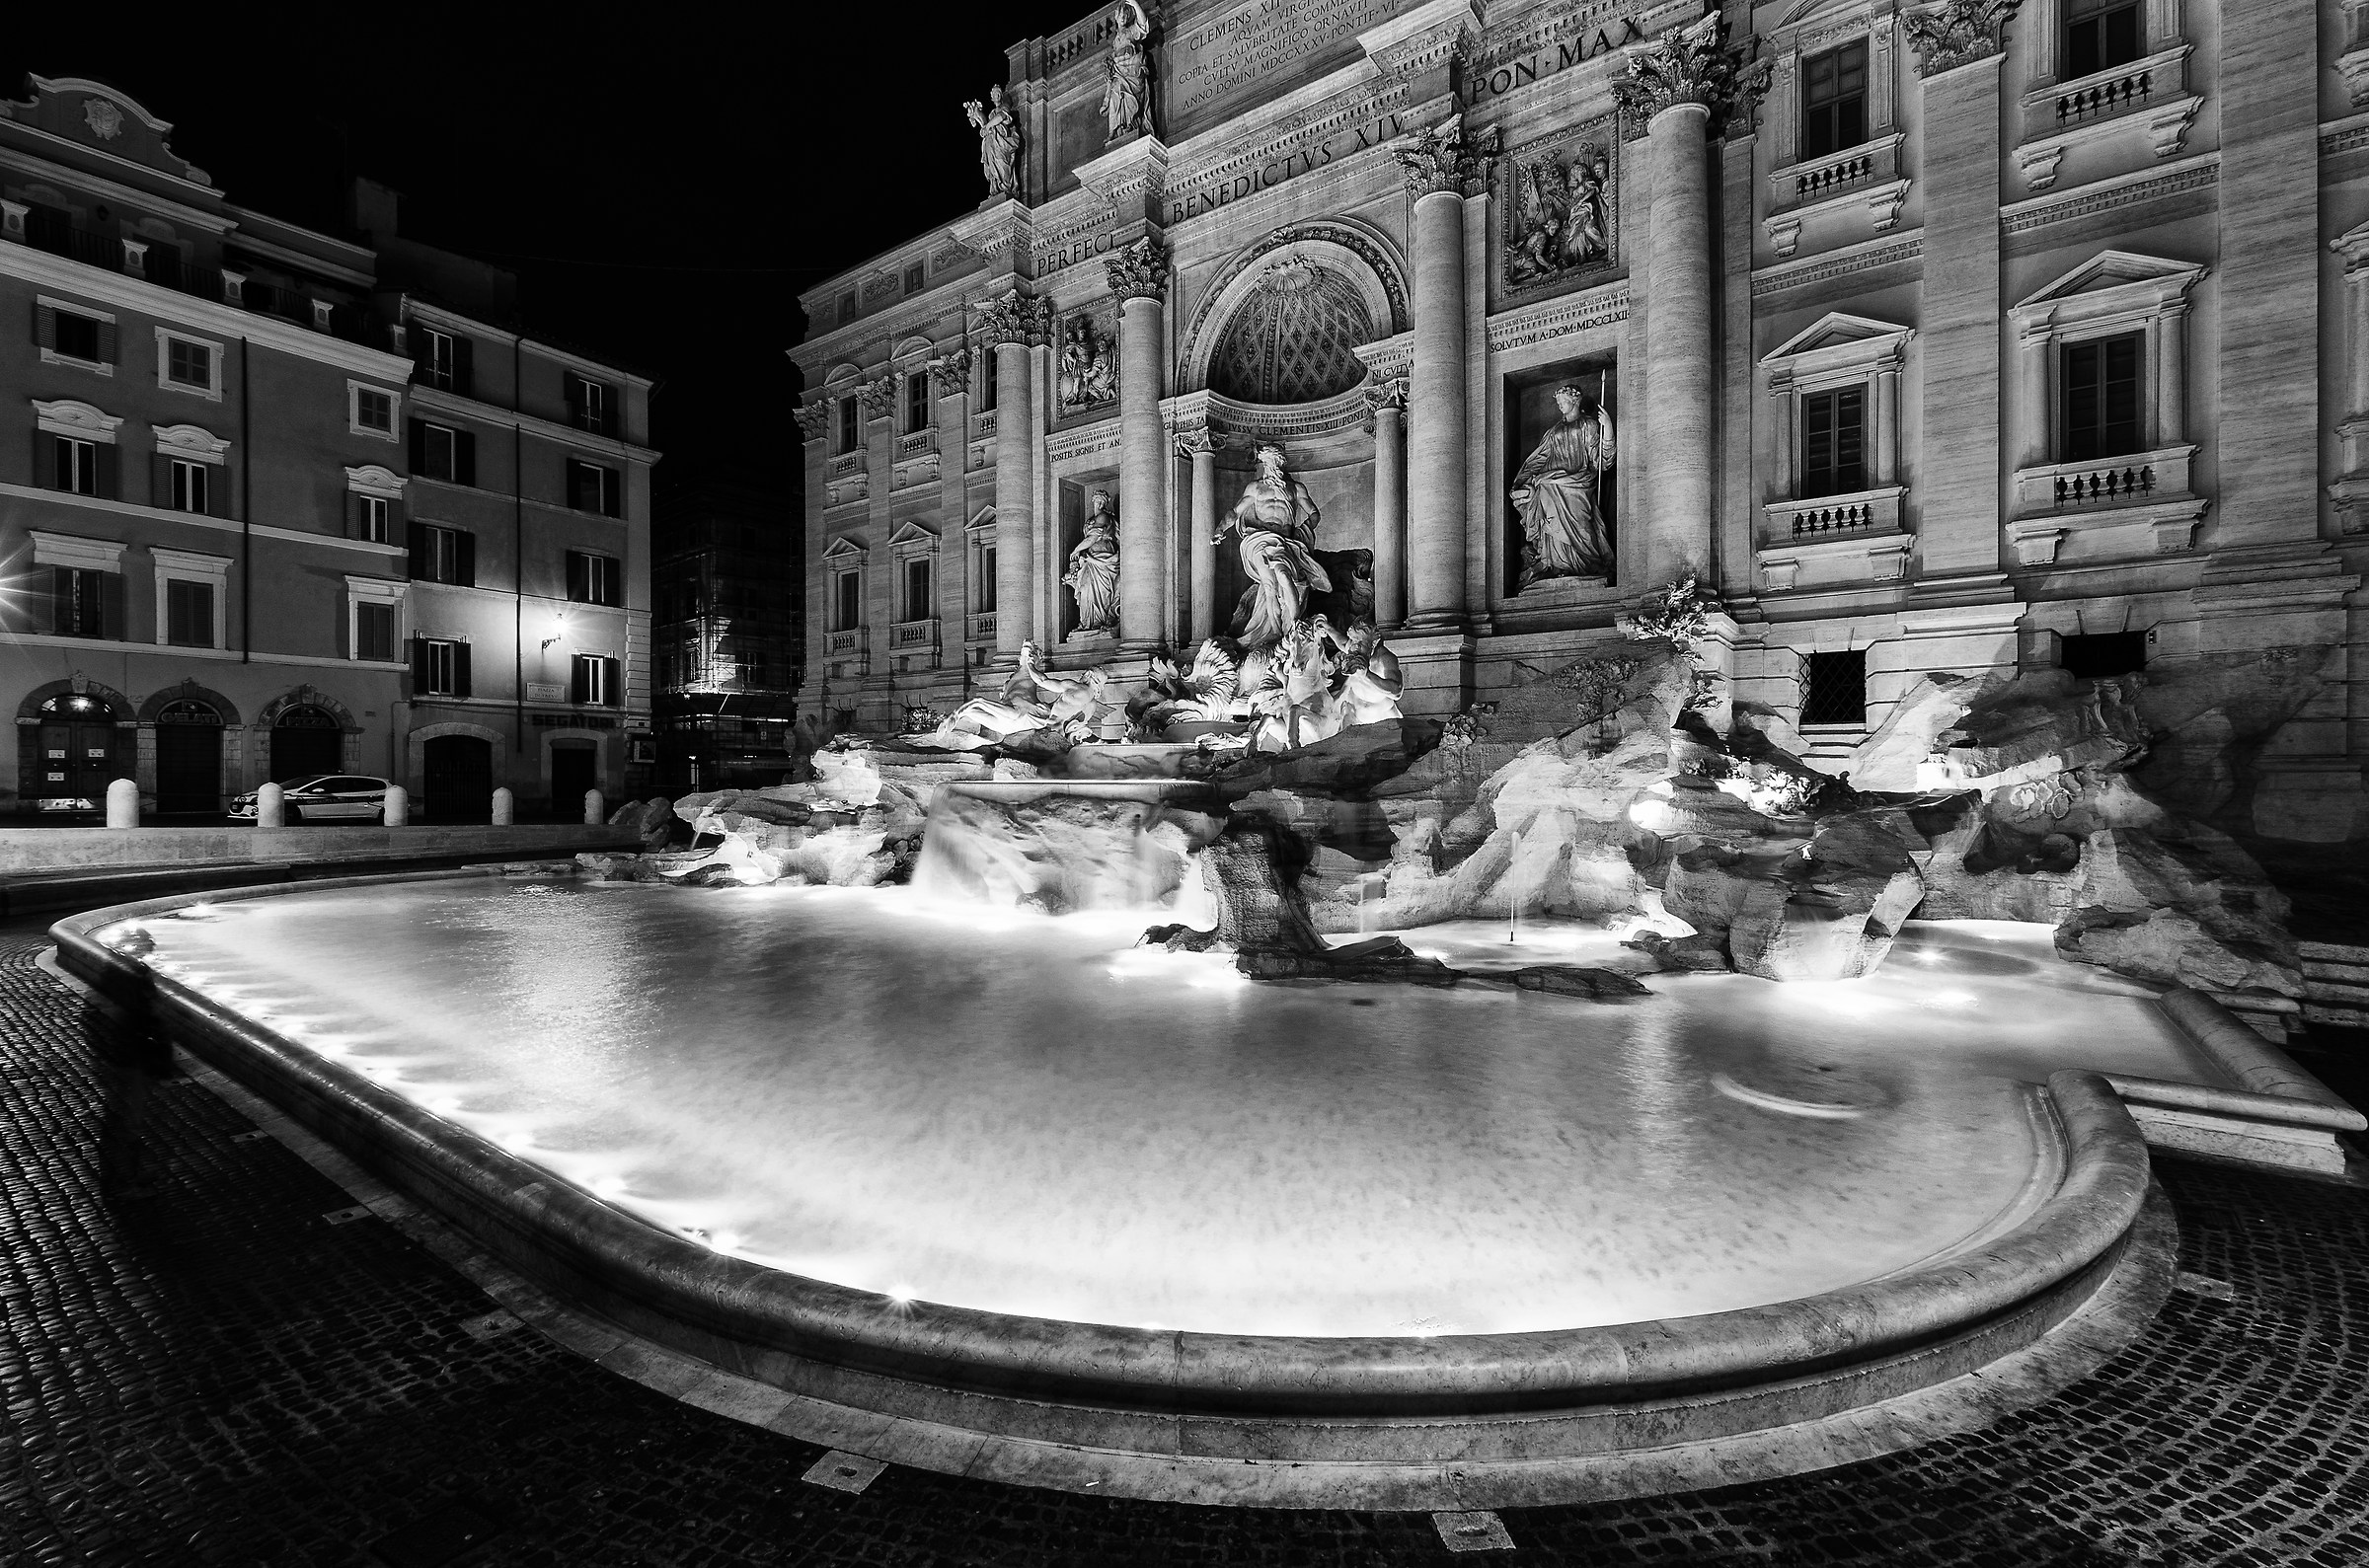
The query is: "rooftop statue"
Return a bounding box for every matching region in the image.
[1217,442,1331,648]
[963,85,1022,199]
[1104,0,1157,143]
[1063,490,1121,635]
[1511,380,1618,588]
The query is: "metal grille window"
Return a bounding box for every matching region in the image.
[2062,334,2142,463]
[1800,42,1869,160]
[168,459,208,514]
[2066,0,2142,78]
[165,578,214,647]
[1800,649,1868,727]
[1799,387,1867,499]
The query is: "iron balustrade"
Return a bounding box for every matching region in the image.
[1790,501,1878,538]
[1796,153,1875,203]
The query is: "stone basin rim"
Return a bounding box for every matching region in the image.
[52,870,2156,1421]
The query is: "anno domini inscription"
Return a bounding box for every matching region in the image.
[1169,0,1410,131]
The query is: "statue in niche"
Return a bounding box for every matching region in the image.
[1216,442,1330,649]
[1058,317,1116,411]
[1063,490,1121,635]
[1507,145,1611,286]
[1104,0,1157,143]
[963,85,1022,199]
[1511,381,1619,588]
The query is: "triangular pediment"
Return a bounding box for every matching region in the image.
[887,520,938,547]
[965,504,997,530]
[2016,250,2205,310]
[820,534,866,560]
[1761,312,1912,365]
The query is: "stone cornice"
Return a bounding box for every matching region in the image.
[1749,232,1923,296]
[1905,0,2022,78]
[0,143,231,233]
[0,480,408,557]
[408,385,660,465]
[0,239,413,381]
[1997,153,2216,238]
[1485,278,1632,351]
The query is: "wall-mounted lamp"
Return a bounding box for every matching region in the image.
[540,612,568,650]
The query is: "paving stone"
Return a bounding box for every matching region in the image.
[0,924,2366,1565]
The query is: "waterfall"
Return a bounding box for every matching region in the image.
[908,780,1221,915]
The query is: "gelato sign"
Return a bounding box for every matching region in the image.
[1169,0,1409,132]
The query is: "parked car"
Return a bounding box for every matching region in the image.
[229,775,393,823]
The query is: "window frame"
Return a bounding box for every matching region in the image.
[151,546,230,651]
[1798,648,1870,730]
[55,436,100,495]
[567,458,622,517]
[349,380,401,441]
[1798,40,1870,162]
[1797,384,1869,500]
[419,328,458,391]
[833,567,862,633]
[413,522,471,586]
[835,397,861,454]
[903,370,931,434]
[38,296,115,375]
[168,458,208,515]
[2064,0,2144,80]
[345,574,407,663]
[154,328,223,401]
[567,549,624,608]
[419,636,466,697]
[2058,331,2145,465]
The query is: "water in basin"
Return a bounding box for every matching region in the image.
[99,881,2211,1338]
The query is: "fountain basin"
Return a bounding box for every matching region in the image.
[52,872,2173,1507]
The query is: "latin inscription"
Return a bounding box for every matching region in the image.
[1168,111,1405,223]
[1462,18,1648,108]
[1170,0,1408,127]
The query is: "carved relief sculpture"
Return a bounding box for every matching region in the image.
[1610,13,1773,137]
[1064,490,1122,634]
[1506,143,1612,286]
[1058,316,1118,411]
[1216,443,1331,648]
[1104,0,1158,143]
[1904,0,2024,76]
[963,85,1024,199]
[1511,381,1618,588]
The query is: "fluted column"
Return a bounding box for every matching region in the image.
[1107,236,1171,650]
[1179,429,1217,641]
[1615,16,1769,592]
[1368,381,1407,629]
[1394,118,1490,630]
[976,291,1045,657]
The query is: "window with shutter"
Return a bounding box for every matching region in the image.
[420,422,458,483]
[357,495,391,544]
[51,310,103,364]
[53,437,100,495]
[169,460,208,514]
[355,602,396,661]
[52,567,108,638]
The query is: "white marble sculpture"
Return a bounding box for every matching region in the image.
[1217,443,1330,648]
[1063,491,1121,634]
[1104,0,1156,142]
[964,86,1022,199]
[920,641,1112,749]
[1511,381,1618,588]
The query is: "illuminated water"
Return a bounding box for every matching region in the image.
[100,883,2214,1337]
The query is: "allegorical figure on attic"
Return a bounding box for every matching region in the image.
[1063,490,1121,635]
[1217,443,1330,648]
[1510,381,1618,588]
[963,85,1022,199]
[1104,0,1156,141]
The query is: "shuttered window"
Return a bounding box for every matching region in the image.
[567,550,622,606]
[165,578,214,647]
[38,304,114,365]
[355,602,397,662]
[407,522,475,586]
[567,459,620,517]
[1799,387,1867,499]
[413,637,471,697]
[168,459,208,514]
[52,567,110,639]
[570,652,623,707]
[409,419,476,485]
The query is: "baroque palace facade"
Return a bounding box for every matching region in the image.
[0,78,655,818]
[795,0,2369,842]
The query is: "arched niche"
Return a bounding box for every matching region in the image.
[1179,220,1410,398]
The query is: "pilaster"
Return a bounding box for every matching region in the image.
[1910,49,2006,586]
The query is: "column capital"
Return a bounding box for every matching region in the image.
[794,403,831,442]
[1611,13,1772,140]
[1904,0,2023,79]
[1174,426,1215,459]
[1364,377,1409,425]
[933,343,974,384]
[857,378,896,421]
[973,289,1051,347]
[1392,112,1498,198]
[1105,235,1171,302]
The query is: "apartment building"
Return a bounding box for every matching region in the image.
[652,471,802,791]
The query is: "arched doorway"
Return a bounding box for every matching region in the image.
[153,699,224,815]
[31,693,128,808]
[423,734,493,823]
[269,704,343,783]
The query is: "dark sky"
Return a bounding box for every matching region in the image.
[5,3,1089,480]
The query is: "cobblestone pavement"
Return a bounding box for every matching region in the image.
[4,926,2367,1568]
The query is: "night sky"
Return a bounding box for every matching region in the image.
[4,4,1091,481]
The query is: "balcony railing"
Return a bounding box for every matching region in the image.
[2055,68,2155,126]
[1766,132,1904,215]
[2016,445,2195,515]
[967,612,998,643]
[826,630,860,655]
[895,428,936,457]
[892,617,938,648]
[1762,485,1905,547]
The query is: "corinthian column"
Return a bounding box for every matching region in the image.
[975,291,1046,656]
[1615,16,1770,590]
[1366,380,1407,629]
[1107,235,1171,650]
[1393,116,1493,631]
[1178,428,1217,641]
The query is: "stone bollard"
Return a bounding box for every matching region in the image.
[382,784,409,827]
[106,778,138,829]
[491,786,514,826]
[583,788,605,826]
[256,783,284,828]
